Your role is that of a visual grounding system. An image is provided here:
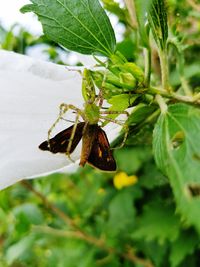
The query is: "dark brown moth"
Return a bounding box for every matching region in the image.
[39,122,116,171]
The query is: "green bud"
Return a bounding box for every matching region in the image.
[119,72,136,89]
[108,64,121,76]
[120,63,144,83]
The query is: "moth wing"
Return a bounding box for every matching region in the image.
[87,127,116,171]
[39,122,85,154]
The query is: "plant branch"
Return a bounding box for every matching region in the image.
[159,49,170,92]
[148,87,200,105]
[180,76,192,97]
[32,225,107,250]
[20,180,77,228]
[123,248,154,267]
[124,0,137,29]
[144,47,151,86]
[155,94,168,113]
[167,39,192,96]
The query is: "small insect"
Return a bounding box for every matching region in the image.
[39,122,116,171]
[39,69,128,171]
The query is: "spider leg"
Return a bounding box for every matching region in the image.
[99,110,129,149]
[48,104,83,139]
[95,68,108,108]
[47,104,84,162]
[65,111,82,162]
[100,110,129,117]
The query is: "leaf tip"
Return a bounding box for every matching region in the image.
[20,4,34,14]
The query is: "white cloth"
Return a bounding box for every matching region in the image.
[0,50,84,189]
[0,50,120,190]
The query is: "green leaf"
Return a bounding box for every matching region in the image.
[6,234,36,265]
[137,241,167,267]
[13,203,44,225]
[139,160,168,189]
[102,93,137,126]
[115,146,152,174]
[127,104,157,126]
[170,230,198,267]
[106,189,136,236]
[21,0,116,56]
[116,38,136,61]
[153,103,200,232]
[132,200,181,243]
[148,0,168,50]
[134,0,151,48]
[108,94,138,110]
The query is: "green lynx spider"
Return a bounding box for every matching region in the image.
[47,68,129,162]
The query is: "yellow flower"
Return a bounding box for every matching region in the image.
[113,172,138,190]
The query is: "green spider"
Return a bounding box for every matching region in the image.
[39,69,129,171]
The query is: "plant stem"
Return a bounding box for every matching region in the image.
[159,49,170,92]
[148,87,200,105]
[33,225,107,250]
[144,47,151,86]
[180,76,192,96]
[167,39,192,96]
[124,0,137,29]
[155,94,168,113]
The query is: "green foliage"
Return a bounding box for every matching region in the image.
[116,37,137,61]
[127,104,157,126]
[106,94,138,122]
[0,25,34,54]
[106,189,136,236]
[170,230,198,267]
[148,0,168,50]
[21,0,116,56]
[102,0,128,25]
[5,234,36,265]
[115,146,152,174]
[0,24,68,64]
[153,104,200,232]
[134,0,151,48]
[132,199,181,243]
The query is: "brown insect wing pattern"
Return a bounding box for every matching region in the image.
[39,122,85,154]
[87,126,116,171]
